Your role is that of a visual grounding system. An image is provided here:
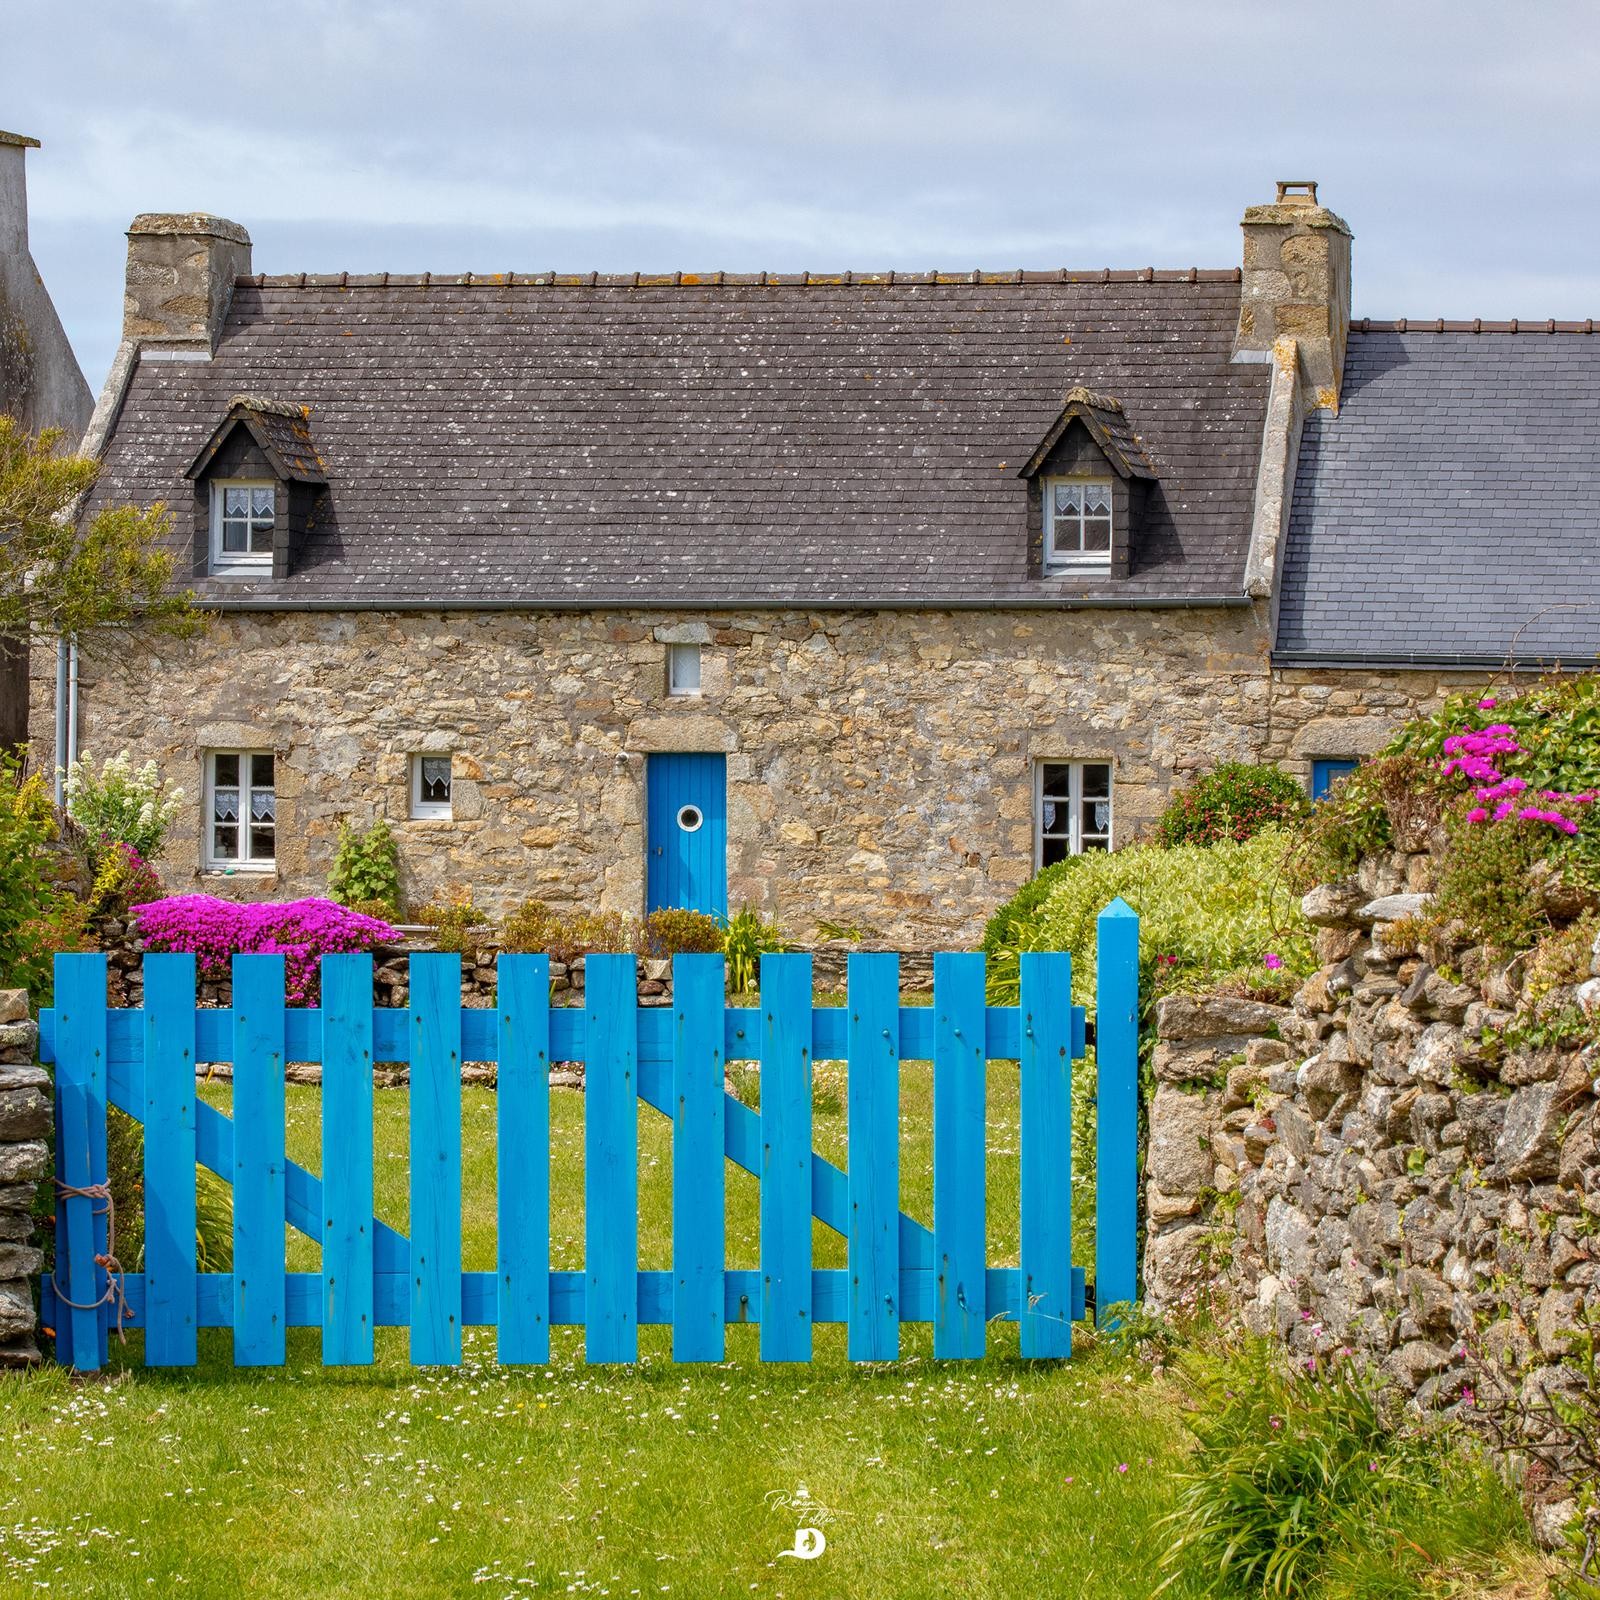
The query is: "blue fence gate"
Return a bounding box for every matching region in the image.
[40,900,1140,1370]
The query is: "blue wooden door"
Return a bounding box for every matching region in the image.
[646,754,727,918]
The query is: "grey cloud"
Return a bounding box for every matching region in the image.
[8,0,1599,393]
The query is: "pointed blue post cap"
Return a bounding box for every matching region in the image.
[1098,896,1137,919]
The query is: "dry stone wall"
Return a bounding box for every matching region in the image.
[0,990,46,1367]
[30,606,1476,949]
[1145,848,1600,1433]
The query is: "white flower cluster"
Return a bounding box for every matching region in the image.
[59,749,185,864]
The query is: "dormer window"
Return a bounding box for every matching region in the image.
[1019,387,1157,582]
[210,481,277,574]
[185,395,328,582]
[1044,479,1114,569]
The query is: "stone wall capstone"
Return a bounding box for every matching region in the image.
[0,989,46,1367]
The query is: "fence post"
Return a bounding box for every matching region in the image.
[53,953,109,1371]
[233,954,287,1367]
[759,952,813,1363]
[410,953,463,1366]
[1019,951,1073,1359]
[1095,898,1140,1322]
[584,953,638,1364]
[143,953,199,1368]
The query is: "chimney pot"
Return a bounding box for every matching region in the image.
[1275,180,1319,206]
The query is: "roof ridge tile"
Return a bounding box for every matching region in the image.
[1353,317,1597,334]
[238,267,1245,290]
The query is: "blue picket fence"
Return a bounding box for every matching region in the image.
[39,900,1139,1370]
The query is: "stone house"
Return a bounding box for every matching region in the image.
[0,130,93,750]
[24,180,1600,945]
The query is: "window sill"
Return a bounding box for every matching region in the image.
[1043,560,1113,576]
[200,864,277,878]
[209,566,274,583]
[404,813,455,825]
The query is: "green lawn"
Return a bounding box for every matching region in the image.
[0,1069,1549,1599]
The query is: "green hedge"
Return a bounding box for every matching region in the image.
[985,829,1313,1007]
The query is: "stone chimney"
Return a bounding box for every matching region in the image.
[0,130,92,440]
[123,213,252,354]
[0,130,36,257]
[1234,181,1352,410]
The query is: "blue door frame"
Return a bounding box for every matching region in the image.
[646,753,728,918]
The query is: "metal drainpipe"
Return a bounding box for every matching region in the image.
[53,638,68,807]
[66,638,79,792]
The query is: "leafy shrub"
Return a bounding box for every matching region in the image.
[987,830,1312,1008]
[1158,1339,1523,1597]
[497,900,648,962]
[722,906,788,994]
[132,895,398,1006]
[564,910,636,957]
[61,749,183,869]
[0,754,91,999]
[1156,761,1310,849]
[88,841,161,915]
[980,859,1073,959]
[641,907,724,957]
[411,891,485,957]
[1433,806,1563,956]
[497,899,569,956]
[1391,675,1600,799]
[329,817,400,917]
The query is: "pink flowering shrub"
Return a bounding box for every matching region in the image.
[132,895,399,1006]
[1296,676,1600,951]
[1439,720,1594,839]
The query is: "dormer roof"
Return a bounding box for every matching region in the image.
[183,395,328,484]
[1018,388,1158,481]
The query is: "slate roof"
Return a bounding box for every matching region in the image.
[86,271,1269,609]
[1278,328,1600,666]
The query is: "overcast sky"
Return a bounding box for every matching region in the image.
[9,0,1600,392]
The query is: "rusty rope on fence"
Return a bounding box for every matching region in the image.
[51,1180,131,1344]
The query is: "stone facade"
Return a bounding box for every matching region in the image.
[29,604,1482,948]
[0,990,47,1368]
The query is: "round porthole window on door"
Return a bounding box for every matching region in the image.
[677,804,704,833]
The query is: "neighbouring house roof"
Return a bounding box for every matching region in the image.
[1017,387,1159,481]
[1277,326,1600,668]
[84,270,1270,609]
[184,395,328,484]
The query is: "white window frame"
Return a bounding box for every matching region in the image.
[666,642,702,697]
[1035,760,1114,868]
[209,479,277,577]
[410,753,453,820]
[203,750,276,871]
[1042,477,1115,571]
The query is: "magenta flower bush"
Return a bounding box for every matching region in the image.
[1439,722,1594,838]
[132,896,399,1006]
